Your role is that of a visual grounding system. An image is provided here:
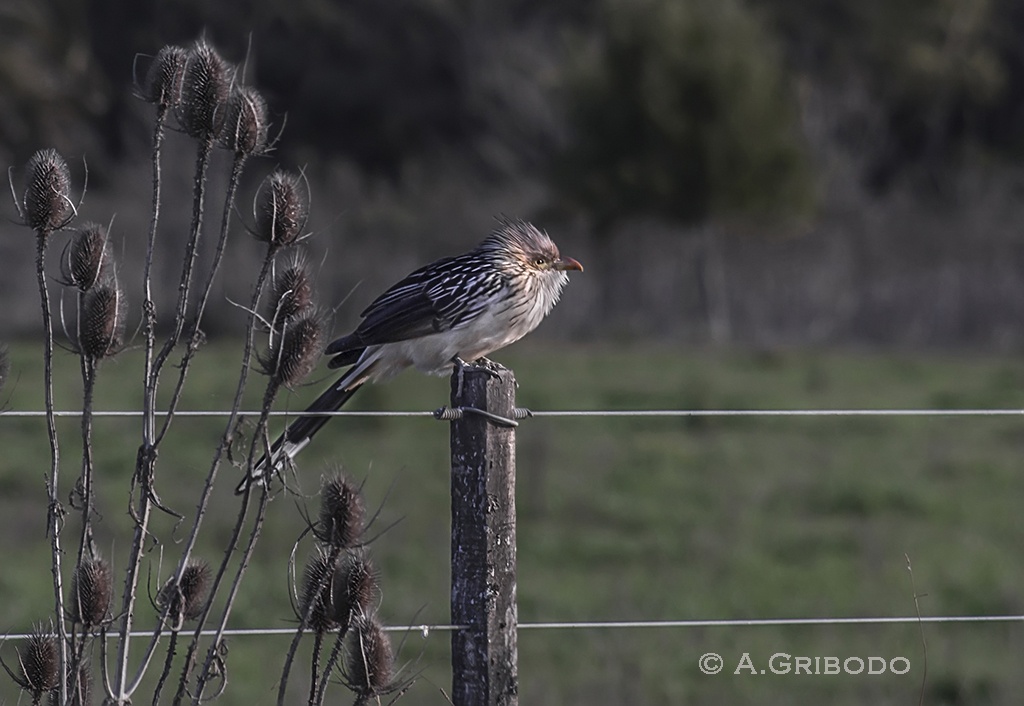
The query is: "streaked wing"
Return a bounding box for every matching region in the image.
[346,254,505,346]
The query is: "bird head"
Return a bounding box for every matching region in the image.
[483,218,583,275]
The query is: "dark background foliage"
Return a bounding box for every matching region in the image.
[4,0,1024,346]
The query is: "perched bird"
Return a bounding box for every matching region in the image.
[237,218,582,493]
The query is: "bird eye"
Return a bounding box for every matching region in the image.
[534,257,546,266]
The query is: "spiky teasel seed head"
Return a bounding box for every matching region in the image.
[141,44,187,108]
[179,40,232,141]
[177,561,211,621]
[69,557,112,628]
[60,223,109,291]
[158,560,211,623]
[79,283,126,359]
[18,624,58,697]
[221,85,270,156]
[259,313,323,388]
[345,616,393,697]
[299,547,339,632]
[254,170,307,248]
[23,149,72,233]
[333,554,379,628]
[316,474,365,549]
[269,258,313,326]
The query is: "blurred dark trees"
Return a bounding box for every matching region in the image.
[5,0,1024,344]
[7,0,1024,211]
[23,0,591,177]
[755,0,1021,192]
[550,0,814,231]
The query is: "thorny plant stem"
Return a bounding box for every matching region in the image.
[134,148,254,700]
[307,631,324,706]
[171,493,252,706]
[36,230,69,706]
[128,142,254,701]
[151,628,180,705]
[68,353,98,698]
[175,383,280,700]
[155,153,249,446]
[315,626,350,706]
[152,137,214,378]
[99,625,113,696]
[70,622,90,705]
[139,102,169,482]
[126,101,167,706]
[153,169,274,702]
[127,151,249,700]
[192,484,271,705]
[136,245,276,701]
[77,344,99,560]
[142,103,169,351]
[115,135,214,704]
[76,355,98,561]
[157,253,274,688]
[189,382,280,704]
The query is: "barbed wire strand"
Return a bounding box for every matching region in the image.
[5,410,1021,641]
[3,615,1022,642]
[4,408,1024,418]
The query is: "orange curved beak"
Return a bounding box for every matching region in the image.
[554,256,583,272]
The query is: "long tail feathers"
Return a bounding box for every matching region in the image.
[235,371,368,495]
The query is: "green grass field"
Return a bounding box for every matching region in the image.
[1,340,1022,705]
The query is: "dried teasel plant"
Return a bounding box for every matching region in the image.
[259,312,323,389]
[69,557,112,629]
[158,560,211,625]
[60,222,110,291]
[332,553,379,629]
[299,547,341,634]
[139,44,188,109]
[311,552,391,705]
[178,40,233,142]
[269,257,314,327]
[78,282,126,359]
[315,474,366,550]
[19,149,73,234]
[344,616,395,703]
[253,170,308,248]
[221,85,270,157]
[2,624,59,702]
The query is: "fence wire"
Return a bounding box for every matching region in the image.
[5,408,1024,418]
[5,614,1024,642]
[4,407,1022,642]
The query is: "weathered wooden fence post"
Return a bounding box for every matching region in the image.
[449,364,519,706]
